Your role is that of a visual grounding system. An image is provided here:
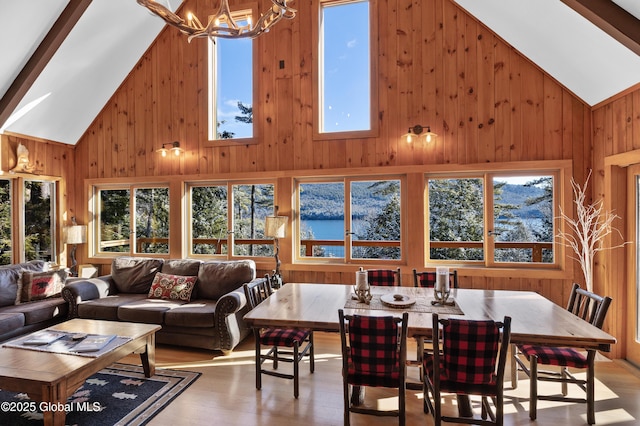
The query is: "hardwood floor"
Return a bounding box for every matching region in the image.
[122,332,640,425]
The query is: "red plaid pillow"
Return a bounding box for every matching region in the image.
[148,272,196,301]
[348,315,399,375]
[442,319,499,384]
[367,269,396,286]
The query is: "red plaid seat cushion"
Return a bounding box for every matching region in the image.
[347,315,400,387]
[367,269,396,286]
[424,356,498,394]
[260,328,310,347]
[518,344,588,368]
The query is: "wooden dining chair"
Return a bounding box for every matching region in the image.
[510,283,612,425]
[338,309,408,426]
[243,276,314,399]
[412,269,459,289]
[412,268,459,379]
[366,267,401,286]
[424,314,512,426]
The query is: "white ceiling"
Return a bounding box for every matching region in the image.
[1,0,639,145]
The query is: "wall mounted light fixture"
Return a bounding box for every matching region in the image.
[156,141,183,157]
[403,124,437,144]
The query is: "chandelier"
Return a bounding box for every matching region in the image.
[136,0,297,41]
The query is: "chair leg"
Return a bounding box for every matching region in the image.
[309,332,315,373]
[510,344,516,387]
[529,355,538,420]
[561,366,569,395]
[587,359,595,425]
[293,340,299,399]
[254,330,262,391]
[343,384,351,426]
[273,346,278,370]
[399,383,406,426]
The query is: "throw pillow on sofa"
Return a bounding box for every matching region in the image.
[19,269,68,302]
[111,257,163,293]
[0,260,47,307]
[148,272,196,301]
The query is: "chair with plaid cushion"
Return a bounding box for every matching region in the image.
[366,267,401,286]
[412,268,460,377]
[338,309,408,426]
[511,283,612,425]
[412,268,459,289]
[243,276,314,399]
[424,314,511,426]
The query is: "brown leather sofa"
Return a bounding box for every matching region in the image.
[0,260,69,342]
[62,256,258,353]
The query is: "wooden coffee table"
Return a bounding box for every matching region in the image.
[0,319,160,426]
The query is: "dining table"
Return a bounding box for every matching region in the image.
[243,283,616,351]
[243,282,616,416]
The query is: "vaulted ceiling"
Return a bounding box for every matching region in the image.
[1,0,639,145]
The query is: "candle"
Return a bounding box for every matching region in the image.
[355,271,368,290]
[436,267,449,292]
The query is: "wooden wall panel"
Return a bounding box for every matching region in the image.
[59,0,602,346]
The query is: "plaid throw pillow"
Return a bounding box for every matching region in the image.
[349,315,398,375]
[442,319,499,384]
[417,272,437,288]
[367,269,396,286]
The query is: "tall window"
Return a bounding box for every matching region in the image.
[188,182,275,258]
[0,180,10,265]
[208,13,253,141]
[95,185,169,255]
[427,173,556,266]
[24,180,55,262]
[297,178,402,261]
[317,0,372,135]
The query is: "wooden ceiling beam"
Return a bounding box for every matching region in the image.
[0,0,92,130]
[561,0,640,56]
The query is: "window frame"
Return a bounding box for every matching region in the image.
[294,175,405,265]
[90,182,171,258]
[312,0,379,141]
[425,168,563,270]
[185,179,277,260]
[206,3,259,147]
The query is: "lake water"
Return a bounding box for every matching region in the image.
[302,219,345,239]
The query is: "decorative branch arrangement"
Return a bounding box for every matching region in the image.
[557,170,627,292]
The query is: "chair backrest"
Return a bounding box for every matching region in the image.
[566,283,612,330]
[243,275,273,309]
[366,267,401,286]
[338,309,408,382]
[413,269,459,288]
[432,313,511,386]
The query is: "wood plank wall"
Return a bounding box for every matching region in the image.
[71,2,591,300]
[592,83,640,359]
[0,133,76,263]
[15,1,621,349]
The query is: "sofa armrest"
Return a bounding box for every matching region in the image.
[61,276,114,318]
[214,278,264,352]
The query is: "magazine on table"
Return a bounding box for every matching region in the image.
[72,334,117,353]
[22,331,66,346]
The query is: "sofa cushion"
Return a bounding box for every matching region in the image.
[0,313,25,336]
[20,269,68,302]
[163,300,217,328]
[117,298,187,324]
[111,257,163,294]
[77,294,148,321]
[148,273,196,301]
[0,298,68,326]
[161,259,201,277]
[0,261,46,307]
[197,260,256,300]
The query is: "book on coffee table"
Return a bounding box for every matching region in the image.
[23,331,66,346]
[72,334,117,353]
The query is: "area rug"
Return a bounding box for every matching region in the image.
[0,363,200,425]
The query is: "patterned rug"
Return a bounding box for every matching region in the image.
[0,363,200,425]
